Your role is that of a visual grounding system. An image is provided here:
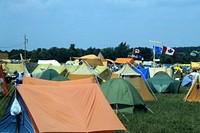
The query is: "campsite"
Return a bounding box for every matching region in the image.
[0,49,200,133]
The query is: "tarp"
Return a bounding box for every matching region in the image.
[183,74,200,102]
[100,78,147,113]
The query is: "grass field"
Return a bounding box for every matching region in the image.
[1,86,200,133]
[114,87,200,133]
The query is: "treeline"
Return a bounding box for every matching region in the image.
[1,42,200,64]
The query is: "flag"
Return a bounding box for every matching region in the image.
[134,48,140,53]
[153,46,162,54]
[162,46,176,57]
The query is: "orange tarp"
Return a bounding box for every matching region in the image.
[115,58,134,64]
[0,64,8,94]
[22,76,95,85]
[17,83,126,132]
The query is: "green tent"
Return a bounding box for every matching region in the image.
[40,69,59,80]
[146,74,180,93]
[100,78,147,113]
[51,75,68,81]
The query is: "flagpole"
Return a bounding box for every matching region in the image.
[149,40,163,67]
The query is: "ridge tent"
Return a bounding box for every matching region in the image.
[67,62,97,80]
[100,78,148,113]
[149,67,173,78]
[146,73,181,93]
[183,74,200,102]
[0,82,126,132]
[94,65,112,80]
[31,64,51,78]
[22,76,95,85]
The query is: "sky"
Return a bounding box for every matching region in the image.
[1,0,200,51]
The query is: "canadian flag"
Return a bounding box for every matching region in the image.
[134,49,140,53]
[162,46,176,57]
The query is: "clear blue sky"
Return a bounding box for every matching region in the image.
[1,0,200,51]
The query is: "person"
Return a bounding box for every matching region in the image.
[13,71,23,85]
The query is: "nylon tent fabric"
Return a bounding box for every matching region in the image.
[183,75,200,102]
[181,74,193,87]
[40,69,59,80]
[94,66,112,80]
[0,91,34,133]
[16,83,126,132]
[146,74,180,93]
[149,67,173,78]
[51,75,68,81]
[133,65,150,80]
[126,77,155,101]
[100,78,147,113]
[22,76,95,86]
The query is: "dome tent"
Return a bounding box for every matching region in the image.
[100,78,148,113]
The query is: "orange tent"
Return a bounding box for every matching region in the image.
[22,76,96,85]
[0,64,8,94]
[17,83,126,132]
[115,58,134,64]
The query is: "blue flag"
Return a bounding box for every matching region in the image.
[153,46,162,54]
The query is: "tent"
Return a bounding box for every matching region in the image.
[111,64,140,78]
[100,78,148,113]
[181,74,194,87]
[146,73,181,93]
[0,78,126,132]
[0,64,9,94]
[74,54,103,67]
[133,65,150,79]
[94,65,112,80]
[115,58,134,64]
[39,69,59,80]
[51,75,68,81]
[2,63,30,76]
[183,74,200,102]
[67,62,97,80]
[38,60,61,66]
[149,67,173,78]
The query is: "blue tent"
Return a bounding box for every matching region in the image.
[133,65,150,80]
[0,91,34,133]
[181,74,193,87]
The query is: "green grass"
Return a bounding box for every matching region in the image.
[114,87,200,133]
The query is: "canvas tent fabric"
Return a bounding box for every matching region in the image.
[111,64,140,78]
[38,60,61,66]
[19,84,125,132]
[74,54,103,67]
[94,66,112,80]
[67,62,96,80]
[149,67,173,78]
[100,78,147,113]
[146,74,180,93]
[183,74,200,102]
[2,63,30,76]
